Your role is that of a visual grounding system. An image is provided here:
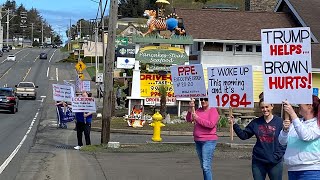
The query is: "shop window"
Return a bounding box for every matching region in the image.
[246,45,253,52]
[203,42,223,51]
[226,45,233,51]
[256,45,262,52]
[235,45,243,52]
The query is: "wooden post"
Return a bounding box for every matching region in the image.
[229,108,234,141]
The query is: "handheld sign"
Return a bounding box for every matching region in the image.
[71,97,96,113]
[207,65,253,108]
[170,64,207,98]
[52,84,75,102]
[261,27,312,104]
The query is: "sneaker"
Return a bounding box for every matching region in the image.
[74,146,82,150]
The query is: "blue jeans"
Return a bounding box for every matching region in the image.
[288,170,320,180]
[252,159,283,180]
[195,140,217,180]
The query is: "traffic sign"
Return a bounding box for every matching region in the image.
[78,73,84,80]
[75,61,87,72]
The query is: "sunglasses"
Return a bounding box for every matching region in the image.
[200,98,208,101]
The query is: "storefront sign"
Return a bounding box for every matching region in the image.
[136,46,188,65]
[140,73,174,97]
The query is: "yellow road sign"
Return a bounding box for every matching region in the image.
[78,73,84,80]
[75,61,87,72]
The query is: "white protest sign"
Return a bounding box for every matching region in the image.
[261,27,312,104]
[81,81,91,92]
[63,80,76,96]
[71,97,96,112]
[207,65,253,108]
[170,64,207,98]
[52,84,75,102]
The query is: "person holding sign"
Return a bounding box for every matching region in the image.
[279,95,320,180]
[74,92,93,150]
[186,98,219,180]
[229,98,286,180]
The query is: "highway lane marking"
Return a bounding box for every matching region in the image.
[47,67,50,77]
[22,67,32,81]
[0,108,40,174]
[49,49,58,63]
[0,67,12,80]
[33,56,39,62]
[56,68,59,81]
[0,49,25,64]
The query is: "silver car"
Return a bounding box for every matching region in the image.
[15,82,38,100]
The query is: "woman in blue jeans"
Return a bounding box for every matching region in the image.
[229,98,286,180]
[186,98,220,180]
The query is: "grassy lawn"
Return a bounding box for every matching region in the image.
[86,66,104,78]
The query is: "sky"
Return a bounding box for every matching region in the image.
[13,0,110,42]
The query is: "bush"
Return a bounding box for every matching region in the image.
[218,116,228,128]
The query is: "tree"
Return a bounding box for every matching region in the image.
[53,35,62,45]
[158,85,167,118]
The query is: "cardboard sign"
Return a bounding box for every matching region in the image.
[207,65,254,108]
[170,64,207,98]
[71,97,96,113]
[140,73,174,97]
[53,84,75,102]
[261,27,312,104]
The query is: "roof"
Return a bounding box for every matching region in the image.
[176,9,295,41]
[275,0,320,69]
[0,87,13,91]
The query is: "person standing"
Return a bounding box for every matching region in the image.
[116,86,122,106]
[229,98,286,180]
[279,95,320,180]
[186,98,219,180]
[74,92,93,150]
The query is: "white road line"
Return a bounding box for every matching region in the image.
[49,49,58,63]
[33,56,39,63]
[22,67,32,81]
[47,67,50,77]
[56,68,59,81]
[0,109,40,174]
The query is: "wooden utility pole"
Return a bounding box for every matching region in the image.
[101,0,118,144]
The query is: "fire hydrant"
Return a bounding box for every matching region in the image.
[150,111,165,142]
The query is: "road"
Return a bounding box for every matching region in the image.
[0,47,72,179]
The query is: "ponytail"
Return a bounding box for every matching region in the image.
[312,95,320,127]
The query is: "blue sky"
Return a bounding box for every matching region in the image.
[14,0,109,41]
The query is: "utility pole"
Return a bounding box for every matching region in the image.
[6,9,9,46]
[31,23,34,44]
[41,22,44,45]
[0,6,3,49]
[101,0,117,144]
[100,0,106,73]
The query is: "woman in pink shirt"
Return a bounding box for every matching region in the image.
[186,98,220,180]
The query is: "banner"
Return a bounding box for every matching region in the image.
[140,73,174,97]
[170,64,207,98]
[144,97,176,106]
[71,97,96,113]
[53,84,75,102]
[207,65,254,108]
[56,105,75,123]
[261,27,312,104]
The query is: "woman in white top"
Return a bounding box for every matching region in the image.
[279,95,320,180]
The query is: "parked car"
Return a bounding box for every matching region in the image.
[0,50,3,57]
[7,55,16,61]
[2,46,10,52]
[15,82,38,100]
[0,87,19,114]
[39,53,47,59]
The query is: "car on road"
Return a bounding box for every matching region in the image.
[2,46,10,52]
[0,50,3,57]
[0,87,19,114]
[39,52,47,59]
[15,82,38,100]
[7,55,16,61]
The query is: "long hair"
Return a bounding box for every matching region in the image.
[311,95,320,127]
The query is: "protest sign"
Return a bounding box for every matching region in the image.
[207,65,253,108]
[261,27,312,104]
[144,97,176,106]
[72,97,96,112]
[170,64,207,98]
[53,84,75,102]
[81,81,91,92]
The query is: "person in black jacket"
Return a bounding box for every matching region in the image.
[229,98,286,180]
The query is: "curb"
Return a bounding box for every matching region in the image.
[91,127,238,137]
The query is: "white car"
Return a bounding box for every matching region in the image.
[15,82,38,100]
[7,55,16,61]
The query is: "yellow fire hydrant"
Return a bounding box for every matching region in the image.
[150,111,165,142]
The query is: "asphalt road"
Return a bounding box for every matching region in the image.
[0,47,70,179]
